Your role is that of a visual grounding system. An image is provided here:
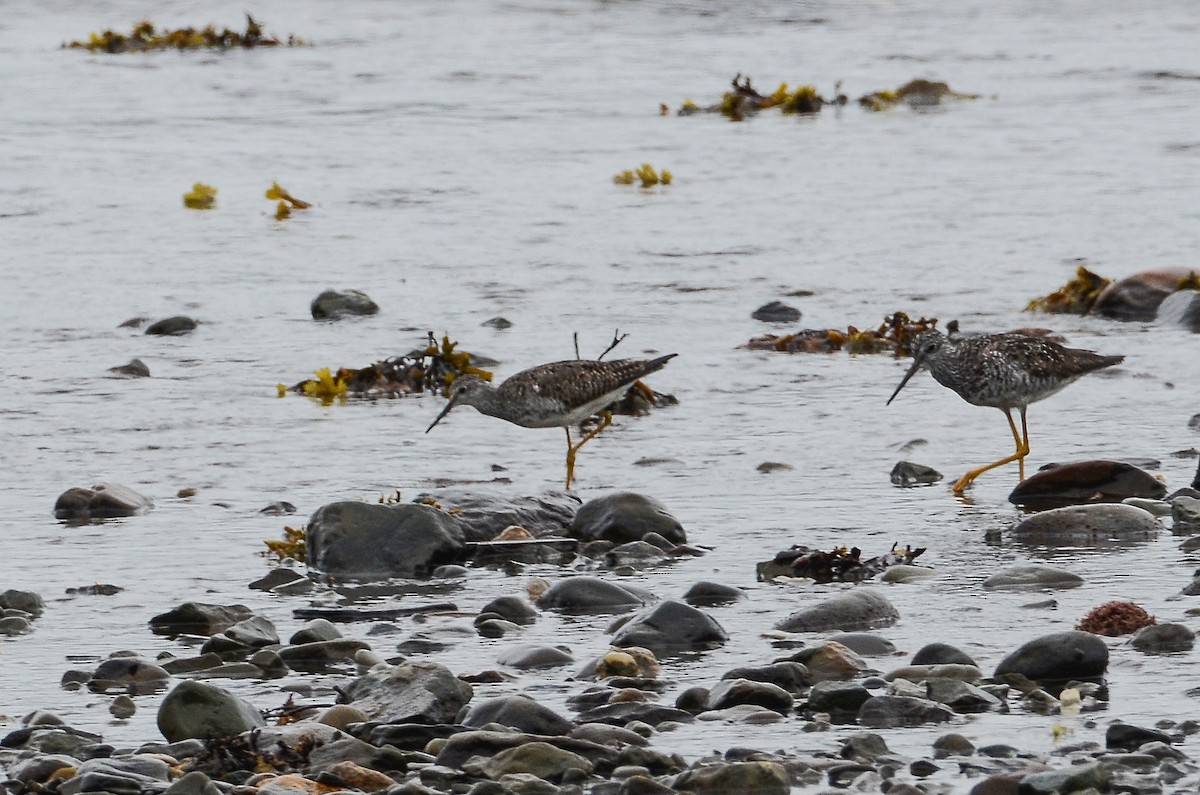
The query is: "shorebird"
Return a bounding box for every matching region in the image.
[426,354,677,489]
[887,330,1123,494]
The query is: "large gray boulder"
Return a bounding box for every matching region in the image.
[1011,503,1161,544]
[993,630,1108,683]
[344,661,472,724]
[569,492,686,545]
[775,589,899,632]
[157,681,266,742]
[306,502,465,578]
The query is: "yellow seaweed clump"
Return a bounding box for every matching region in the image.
[267,182,312,220]
[65,15,305,53]
[859,79,980,111]
[1178,271,1200,291]
[1026,265,1113,314]
[744,312,940,355]
[614,165,672,188]
[283,332,494,402]
[264,525,306,561]
[764,83,826,114]
[183,183,217,209]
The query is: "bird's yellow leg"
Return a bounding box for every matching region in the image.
[563,411,613,489]
[952,409,1030,493]
[564,427,576,490]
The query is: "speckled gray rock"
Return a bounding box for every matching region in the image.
[610,599,728,655]
[1020,760,1110,794]
[775,589,899,632]
[569,492,686,545]
[1011,503,1161,543]
[993,630,1108,682]
[1173,496,1200,531]
[306,501,465,578]
[157,680,266,742]
[345,661,471,724]
[924,679,1002,713]
[1131,622,1195,653]
[983,565,1083,590]
[310,289,379,320]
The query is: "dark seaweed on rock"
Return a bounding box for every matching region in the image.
[757,542,925,582]
[744,311,941,355]
[193,728,322,776]
[64,15,306,53]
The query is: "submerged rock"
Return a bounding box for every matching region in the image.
[537,576,653,614]
[569,492,686,545]
[1009,460,1165,509]
[890,461,942,486]
[145,315,197,336]
[310,288,379,320]
[775,589,899,632]
[1011,503,1162,544]
[751,301,802,323]
[1131,622,1195,653]
[983,565,1084,590]
[306,501,465,578]
[149,602,254,637]
[54,482,154,521]
[108,358,150,377]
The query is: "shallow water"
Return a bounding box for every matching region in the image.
[2,0,1200,780]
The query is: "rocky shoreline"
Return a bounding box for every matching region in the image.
[7,480,1200,795]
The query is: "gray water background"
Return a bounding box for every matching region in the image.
[2,0,1199,768]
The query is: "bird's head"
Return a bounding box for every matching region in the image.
[887,330,947,405]
[425,375,489,433]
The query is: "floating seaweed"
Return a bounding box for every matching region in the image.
[264,526,306,562]
[757,542,927,582]
[278,333,494,404]
[858,79,980,111]
[677,74,849,119]
[1025,265,1113,314]
[744,311,942,355]
[1076,600,1156,637]
[64,15,305,53]
[613,164,673,188]
[182,182,217,210]
[266,182,311,220]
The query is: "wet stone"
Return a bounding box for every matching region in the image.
[1131,622,1195,653]
[480,595,539,625]
[54,482,154,521]
[310,288,379,319]
[826,632,897,656]
[720,661,810,693]
[705,678,793,714]
[775,589,899,632]
[1173,496,1200,531]
[983,565,1083,590]
[788,641,869,681]
[290,618,342,644]
[156,680,267,742]
[857,695,955,728]
[1009,460,1165,510]
[345,661,473,724]
[149,601,254,637]
[1094,268,1194,320]
[610,599,728,656]
[496,644,575,670]
[751,300,802,323]
[537,576,652,614]
[1011,503,1162,544]
[306,501,466,578]
[805,681,873,714]
[108,358,150,377]
[683,581,745,607]
[145,315,198,335]
[911,643,976,667]
[462,694,575,735]
[569,492,686,545]
[0,589,45,617]
[890,461,942,486]
[993,630,1108,683]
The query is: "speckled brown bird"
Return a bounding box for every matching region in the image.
[887,329,1123,494]
[426,354,676,489]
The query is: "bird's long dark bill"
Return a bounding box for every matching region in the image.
[425,400,457,433]
[886,359,924,405]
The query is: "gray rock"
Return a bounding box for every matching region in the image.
[54,482,154,521]
[576,702,695,727]
[479,742,593,781]
[0,615,34,635]
[89,657,171,692]
[204,615,279,653]
[682,581,745,607]
[720,662,809,693]
[345,661,472,724]
[7,754,84,784]
[1019,760,1110,794]
[1107,722,1173,750]
[932,732,975,758]
[249,568,309,592]
[890,461,942,486]
[160,652,223,675]
[306,501,466,578]
[857,695,954,728]
[806,681,873,714]
[1157,288,1200,331]
[705,679,793,714]
[145,315,197,335]
[751,301,802,323]
[1095,268,1193,320]
[569,492,686,545]
[1011,502,1161,543]
[775,588,899,632]
[993,630,1108,682]
[157,680,266,742]
[1131,622,1195,652]
[461,694,574,735]
[108,358,150,378]
[414,488,580,541]
[496,644,574,670]
[788,641,869,681]
[924,679,1002,712]
[310,289,379,320]
[884,663,982,683]
[911,643,976,666]
[840,732,891,763]
[435,730,617,770]
[983,564,1083,590]
[610,599,728,655]
[537,576,653,614]
[163,771,223,795]
[1124,496,1173,516]
[0,589,45,617]
[149,602,254,636]
[1173,495,1200,531]
[290,618,343,644]
[276,639,368,669]
[109,695,136,719]
[480,596,539,625]
[670,761,790,795]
